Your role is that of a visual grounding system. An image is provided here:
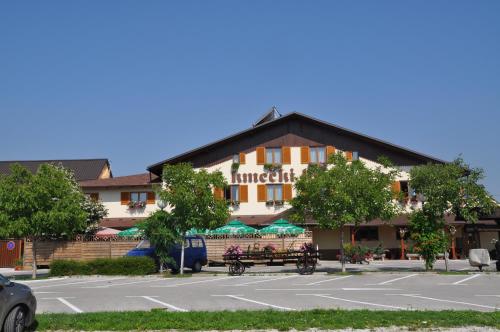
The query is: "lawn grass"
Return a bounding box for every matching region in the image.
[35,309,500,331]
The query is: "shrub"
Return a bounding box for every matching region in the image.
[50,256,156,276]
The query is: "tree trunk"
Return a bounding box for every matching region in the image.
[443,230,449,272]
[340,227,346,273]
[31,238,37,279]
[180,236,185,275]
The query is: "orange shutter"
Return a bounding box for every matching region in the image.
[239,152,246,165]
[214,187,224,200]
[89,193,99,202]
[391,181,401,198]
[256,147,265,165]
[146,192,156,204]
[300,146,310,164]
[326,146,335,158]
[120,192,130,205]
[346,151,353,161]
[239,185,248,203]
[282,146,291,164]
[283,184,293,201]
[257,184,267,202]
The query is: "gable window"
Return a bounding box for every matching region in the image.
[232,154,240,164]
[352,151,359,161]
[310,147,326,164]
[265,148,282,164]
[266,184,283,201]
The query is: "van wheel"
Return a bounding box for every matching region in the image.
[3,306,26,332]
[192,261,202,273]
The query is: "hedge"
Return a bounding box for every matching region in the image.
[50,257,157,276]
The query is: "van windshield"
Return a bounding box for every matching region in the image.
[136,240,151,249]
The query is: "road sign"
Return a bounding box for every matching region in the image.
[6,241,15,251]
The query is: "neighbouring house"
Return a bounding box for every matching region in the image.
[79,173,159,230]
[147,109,500,259]
[0,158,112,181]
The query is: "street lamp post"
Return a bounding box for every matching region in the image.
[399,228,407,260]
[449,225,457,260]
[157,199,166,211]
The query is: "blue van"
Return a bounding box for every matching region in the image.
[126,236,208,273]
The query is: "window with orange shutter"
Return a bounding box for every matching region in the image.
[282,147,291,164]
[256,147,265,165]
[300,146,310,164]
[257,184,267,202]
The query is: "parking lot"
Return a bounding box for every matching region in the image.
[18,270,500,314]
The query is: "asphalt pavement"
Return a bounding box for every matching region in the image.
[16,270,500,314]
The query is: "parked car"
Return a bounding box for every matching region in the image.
[0,274,37,332]
[126,236,208,273]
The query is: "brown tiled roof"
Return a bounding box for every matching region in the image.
[80,173,158,188]
[0,159,110,181]
[148,112,446,175]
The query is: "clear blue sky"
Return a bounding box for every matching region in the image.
[1,1,499,200]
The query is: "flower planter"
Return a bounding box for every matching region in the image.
[406,253,422,260]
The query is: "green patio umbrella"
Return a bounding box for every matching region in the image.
[186,227,211,236]
[211,220,258,235]
[117,227,142,237]
[259,219,305,235]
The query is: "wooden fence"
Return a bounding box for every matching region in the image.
[23,240,139,267]
[22,232,313,267]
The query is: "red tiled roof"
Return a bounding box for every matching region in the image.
[100,217,145,229]
[80,173,158,188]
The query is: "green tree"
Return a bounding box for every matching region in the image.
[409,157,496,270]
[291,153,400,272]
[138,210,178,270]
[0,163,89,278]
[83,197,108,234]
[152,163,230,274]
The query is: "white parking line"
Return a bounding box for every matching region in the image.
[234,275,297,286]
[378,274,418,285]
[299,294,408,310]
[127,296,188,312]
[17,277,68,284]
[151,276,234,287]
[32,277,126,289]
[214,295,295,311]
[342,288,402,291]
[41,297,83,313]
[394,294,496,310]
[476,295,500,298]
[304,275,352,286]
[82,279,166,288]
[452,274,480,285]
[58,297,84,313]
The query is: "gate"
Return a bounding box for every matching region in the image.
[0,240,23,267]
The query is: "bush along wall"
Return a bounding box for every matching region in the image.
[50,256,156,276]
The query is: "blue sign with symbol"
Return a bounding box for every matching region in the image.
[6,241,15,251]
